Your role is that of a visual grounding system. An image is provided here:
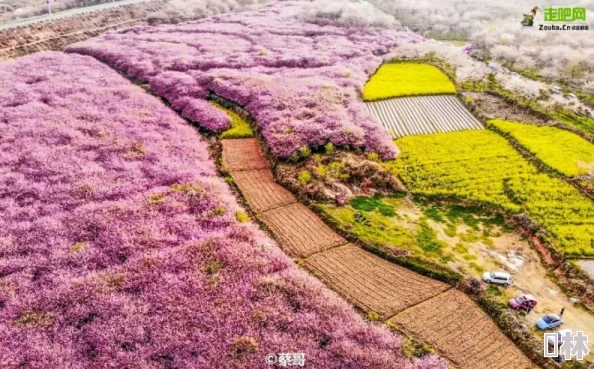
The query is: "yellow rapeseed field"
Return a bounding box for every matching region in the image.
[363,63,456,101]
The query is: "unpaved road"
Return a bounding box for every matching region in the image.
[391,199,594,357]
[0,0,150,30]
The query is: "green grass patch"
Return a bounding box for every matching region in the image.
[213,102,254,139]
[363,63,456,101]
[487,285,503,296]
[388,130,594,257]
[350,195,396,216]
[319,202,422,254]
[490,119,594,177]
[416,221,446,254]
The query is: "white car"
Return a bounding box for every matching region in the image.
[567,93,578,100]
[552,86,562,94]
[482,271,512,286]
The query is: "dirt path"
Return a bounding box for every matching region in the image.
[221,137,536,369]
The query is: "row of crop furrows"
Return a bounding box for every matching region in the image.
[365,95,484,139]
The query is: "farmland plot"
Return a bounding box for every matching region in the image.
[221,138,268,172]
[391,290,534,369]
[232,169,297,213]
[363,63,456,100]
[259,203,346,258]
[389,130,594,256]
[365,96,483,138]
[305,244,450,319]
[490,119,594,177]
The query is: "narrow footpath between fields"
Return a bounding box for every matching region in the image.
[221,137,535,369]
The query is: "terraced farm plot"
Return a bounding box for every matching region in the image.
[304,244,449,319]
[259,203,346,257]
[232,169,297,213]
[221,138,268,172]
[389,130,594,256]
[363,63,456,100]
[391,289,534,369]
[365,96,483,138]
[490,119,594,177]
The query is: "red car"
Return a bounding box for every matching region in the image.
[509,294,537,311]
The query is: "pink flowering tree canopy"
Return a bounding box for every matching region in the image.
[0,52,448,369]
[67,2,424,159]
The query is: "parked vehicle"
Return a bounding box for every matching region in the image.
[552,86,562,94]
[482,271,512,286]
[509,294,537,311]
[567,93,578,100]
[536,314,564,330]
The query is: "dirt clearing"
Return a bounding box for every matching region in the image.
[259,203,345,257]
[391,289,534,369]
[577,260,594,280]
[304,244,449,319]
[463,92,548,124]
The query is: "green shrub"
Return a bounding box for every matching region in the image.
[298,170,312,185]
[235,211,250,223]
[366,152,380,161]
[299,146,311,158]
[366,311,380,321]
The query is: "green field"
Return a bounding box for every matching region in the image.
[319,196,506,271]
[213,102,254,139]
[387,130,594,257]
[490,120,594,177]
[363,63,456,101]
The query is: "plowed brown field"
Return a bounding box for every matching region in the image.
[390,289,534,369]
[304,244,449,319]
[258,203,346,257]
[221,139,269,172]
[233,169,296,213]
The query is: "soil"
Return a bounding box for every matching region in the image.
[464,91,552,124]
[232,169,296,213]
[391,289,534,369]
[258,203,346,258]
[221,139,269,172]
[304,244,450,320]
[577,260,594,280]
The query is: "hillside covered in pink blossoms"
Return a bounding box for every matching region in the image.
[0,52,447,369]
[67,1,423,159]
